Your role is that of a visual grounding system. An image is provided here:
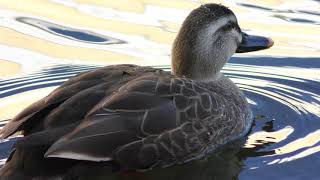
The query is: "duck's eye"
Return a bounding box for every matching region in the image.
[221,22,241,33]
[221,22,234,31]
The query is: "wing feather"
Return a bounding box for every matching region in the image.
[44,115,141,161]
[0,65,143,139]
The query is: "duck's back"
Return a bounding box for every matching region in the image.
[1,64,157,138]
[0,64,251,180]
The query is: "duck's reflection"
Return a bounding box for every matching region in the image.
[66,138,245,180]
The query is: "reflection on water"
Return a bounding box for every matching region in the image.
[0,0,319,179]
[238,2,320,25]
[81,139,245,180]
[16,17,125,44]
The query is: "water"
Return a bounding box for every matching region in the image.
[0,0,319,179]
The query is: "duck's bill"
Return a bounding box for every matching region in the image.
[236,32,274,53]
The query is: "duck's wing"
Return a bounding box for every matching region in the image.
[0,64,143,139]
[43,75,219,169]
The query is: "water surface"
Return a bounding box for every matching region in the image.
[0,0,319,179]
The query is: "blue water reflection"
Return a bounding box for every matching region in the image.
[16,17,125,44]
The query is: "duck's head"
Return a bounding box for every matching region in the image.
[172,3,273,80]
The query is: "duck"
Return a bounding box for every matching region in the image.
[0,3,273,180]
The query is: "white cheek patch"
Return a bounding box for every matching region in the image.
[195,15,240,57]
[230,28,242,44]
[189,14,241,80]
[196,15,239,45]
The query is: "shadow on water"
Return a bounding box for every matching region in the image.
[0,136,246,180]
[70,139,246,180]
[0,56,320,179]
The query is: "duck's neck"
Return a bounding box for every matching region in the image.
[171,51,226,81]
[171,37,230,81]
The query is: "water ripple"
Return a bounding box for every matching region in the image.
[0,0,319,178]
[0,60,319,179]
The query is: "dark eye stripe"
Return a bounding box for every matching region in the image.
[220,22,241,32]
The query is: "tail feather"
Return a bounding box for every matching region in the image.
[0,149,31,180]
[0,146,77,180]
[0,147,114,180]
